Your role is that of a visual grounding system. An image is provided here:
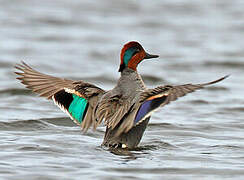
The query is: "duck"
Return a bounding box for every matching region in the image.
[15,41,228,149]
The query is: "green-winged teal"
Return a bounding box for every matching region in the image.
[15,41,228,149]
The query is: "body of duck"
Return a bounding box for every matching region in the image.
[15,41,228,149]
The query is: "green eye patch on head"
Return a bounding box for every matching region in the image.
[123,47,139,65]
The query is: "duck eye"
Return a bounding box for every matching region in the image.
[132,48,140,57]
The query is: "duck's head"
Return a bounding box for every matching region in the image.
[119,41,159,72]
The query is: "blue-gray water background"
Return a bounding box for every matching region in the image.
[0,0,244,179]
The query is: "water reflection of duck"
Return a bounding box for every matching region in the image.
[15,41,228,149]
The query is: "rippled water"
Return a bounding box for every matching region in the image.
[1,0,244,179]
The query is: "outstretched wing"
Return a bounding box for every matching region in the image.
[15,61,105,131]
[114,75,228,136]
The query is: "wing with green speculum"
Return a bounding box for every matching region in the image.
[15,62,105,131]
